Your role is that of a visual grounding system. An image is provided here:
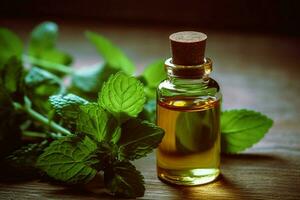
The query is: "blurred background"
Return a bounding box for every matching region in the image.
[1,0,300,34]
[1,0,300,115]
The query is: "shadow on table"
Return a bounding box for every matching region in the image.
[221,153,286,164]
[162,174,246,200]
[223,153,282,160]
[46,173,114,199]
[162,153,287,199]
[48,186,113,199]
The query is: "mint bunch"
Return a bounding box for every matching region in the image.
[37,72,164,197]
[0,21,273,198]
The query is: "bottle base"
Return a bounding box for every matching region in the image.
[157,167,220,186]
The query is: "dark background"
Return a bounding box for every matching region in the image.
[1,0,300,35]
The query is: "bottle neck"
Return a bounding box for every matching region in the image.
[165,57,212,84]
[168,76,208,85]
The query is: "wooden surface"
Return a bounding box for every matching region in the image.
[0,20,300,200]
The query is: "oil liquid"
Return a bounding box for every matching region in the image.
[156,97,220,185]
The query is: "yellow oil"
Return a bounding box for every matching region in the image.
[156,97,220,185]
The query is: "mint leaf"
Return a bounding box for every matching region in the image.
[29,22,58,52]
[221,109,273,154]
[28,22,72,76]
[85,31,135,75]
[37,135,98,183]
[70,63,119,100]
[1,57,23,94]
[1,140,48,179]
[29,22,72,65]
[104,161,145,198]
[77,104,119,142]
[24,56,72,75]
[99,72,146,123]
[25,67,62,113]
[50,93,88,122]
[25,67,61,88]
[6,140,49,174]
[143,59,166,88]
[118,118,164,160]
[0,28,23,69]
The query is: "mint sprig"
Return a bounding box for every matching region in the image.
[37,72,164,198]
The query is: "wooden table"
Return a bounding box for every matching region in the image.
[0,20,300,199]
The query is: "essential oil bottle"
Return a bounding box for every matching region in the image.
[156,31,221,185]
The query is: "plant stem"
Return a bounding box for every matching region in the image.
[22,130,63,140]
[22,131,47,138]
[22,55,73,74]
[25,106,71,136]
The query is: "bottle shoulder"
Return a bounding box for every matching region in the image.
[157,78,222,102]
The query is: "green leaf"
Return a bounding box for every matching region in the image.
[99,72,146,123]
[34,49,72,66]
[28,22,72,74]
[221,109,273,154]
[29,22,58,52]
[85,31,135,74]
[0,28,23,69]
[143,59,166,88]
[6,140,49,173]
[25,67,61,89]
[70,63,119,100]
[37,135,98,184]
[25,67,62,113]
[0,141,48,179]
[24,56,72,74]
[0,57,23,94]
[77,104,119,142]
[104,161,145,198]
[118,118,164,160]
[50,93,88,122]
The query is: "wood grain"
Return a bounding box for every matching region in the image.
[0,19,300,200]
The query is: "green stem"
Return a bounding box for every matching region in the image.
[25,106,71,136]
[22,131,47,138]
[22,130,63,140]
[22,55,73,74]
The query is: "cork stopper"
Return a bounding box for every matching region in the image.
[170,31,207,65]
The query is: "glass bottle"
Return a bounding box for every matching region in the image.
[156,31,221,185]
